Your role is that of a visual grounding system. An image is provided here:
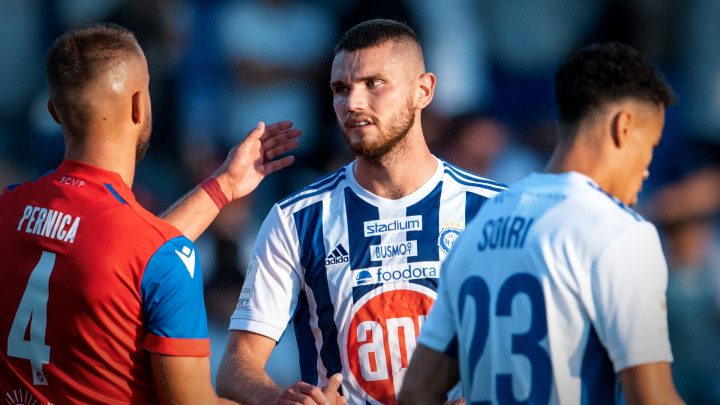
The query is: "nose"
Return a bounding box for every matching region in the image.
[643,169,650,181]
[346,87,367,112]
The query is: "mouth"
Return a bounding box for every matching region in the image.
[346,117,373,129]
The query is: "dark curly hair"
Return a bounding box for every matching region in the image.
[555,42,674,135]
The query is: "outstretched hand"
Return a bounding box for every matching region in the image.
[214,120,300,201]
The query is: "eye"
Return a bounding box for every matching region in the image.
[366,79,384,89]
[331,83,349,95]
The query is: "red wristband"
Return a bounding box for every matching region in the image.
[201,177,229,210]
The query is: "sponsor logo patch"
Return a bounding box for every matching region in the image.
[370,240,417,261]
[347,286,435,405]
[364,216,422,237]
[351,261,440,287]
[325,244,350,266]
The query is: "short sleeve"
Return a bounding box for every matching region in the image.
[591,221,672,372]
[229,204,303,341]
[141,236,209,356]
[418,248,459,358]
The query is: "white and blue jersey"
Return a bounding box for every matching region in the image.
[230,157,504,404]
[419,171,673,404]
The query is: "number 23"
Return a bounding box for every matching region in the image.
[458,273,552,404]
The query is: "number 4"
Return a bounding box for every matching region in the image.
[7,251,55,385]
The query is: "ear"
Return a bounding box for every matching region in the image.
[415,72,436,110]
[131,91,144,125]
[610,110,632,149]
[47,100,61,124]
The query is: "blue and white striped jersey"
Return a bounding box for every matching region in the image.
[230,157,504,404]
[419,172,673,404]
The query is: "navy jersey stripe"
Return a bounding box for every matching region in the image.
[465,192,490,224]
[280,172,346,209]
[294,203,343,376]
[104,183,128,204]
[407,181,442,263]
[580,327,616,405]
[345,188,379,272]
[444,170,506,192]
[294,290,319,384]
[443,162,506,188]
[278,168,344,208]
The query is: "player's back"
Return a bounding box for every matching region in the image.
[427,171,670,404]
[0,161,183,404]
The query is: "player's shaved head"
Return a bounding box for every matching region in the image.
[47,23,145,141]
[334,19,425,73]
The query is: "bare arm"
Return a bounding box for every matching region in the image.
[620,362,685,405]
[399,344,460,405]
[151,354,240,405]
[162,121,300,240]
[216,330,345,405]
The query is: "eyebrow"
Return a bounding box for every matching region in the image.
[330,74,382,87]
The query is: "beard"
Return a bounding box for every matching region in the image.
[135,113,152,163]
[342,101,415,162]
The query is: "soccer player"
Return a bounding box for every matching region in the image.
[215,19,505,404]
[399,43,685,404]
[0,23,301,404]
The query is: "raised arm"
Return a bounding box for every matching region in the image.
[620,362,684,405]
[216,330,345,405]
[162,121,300,240]
[399,343,460,405]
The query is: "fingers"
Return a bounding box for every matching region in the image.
[323,373,343,395]
[278,381,327,405]
[264,138,300,161]
[264,156,295,175]
[262,120,295,140]
[323,373,344,405]
[261,128,301,152]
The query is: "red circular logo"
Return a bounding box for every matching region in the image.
[347,288,434,404]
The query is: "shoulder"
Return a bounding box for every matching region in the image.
[276,165,349,212]
[440,160,507,196]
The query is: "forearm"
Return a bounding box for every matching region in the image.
[399,344,460,405]
[161,185,219,241]
[216,344,282,404]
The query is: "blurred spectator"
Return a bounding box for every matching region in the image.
[439,111,543,185]
[649,164,720,404]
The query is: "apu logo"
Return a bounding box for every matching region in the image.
[364,216,422,237]
[347,287,435,405]
[325,244,349,265]
[438,226,462,254]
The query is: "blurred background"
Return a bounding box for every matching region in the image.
[1,0,719,402]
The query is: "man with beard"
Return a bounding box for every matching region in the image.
[0,23,301,404]
[216,19,505,405]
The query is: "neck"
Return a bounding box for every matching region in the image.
[65,136,136,187]
[545,132,615,191]
[353,128,437,199]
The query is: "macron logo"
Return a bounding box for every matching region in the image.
[175,246,196,278]
[325,244,349,266]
